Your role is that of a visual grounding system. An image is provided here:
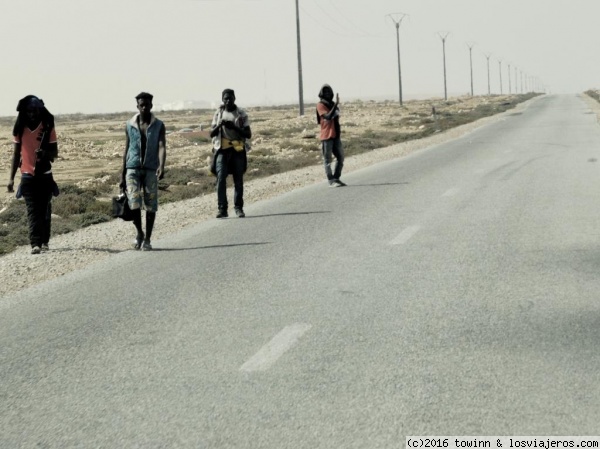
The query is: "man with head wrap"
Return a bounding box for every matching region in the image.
[316,84,346,187]
[7,95,59,254]
[210,88,252,218]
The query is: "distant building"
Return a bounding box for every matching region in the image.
[157,100,212,111]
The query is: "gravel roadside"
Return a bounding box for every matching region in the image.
[0,97,543,298]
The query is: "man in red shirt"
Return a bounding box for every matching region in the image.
[316,84,346,187]
[7,95,58,254]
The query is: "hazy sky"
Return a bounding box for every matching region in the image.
[2,0,598,116]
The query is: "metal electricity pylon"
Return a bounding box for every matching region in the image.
[521,70,524,93]
[387,13,408,106]
[294,0,304,116]
[438,32,450,100]
[467,43,475,96]
[484,53,491,95]
[498,59,503,95]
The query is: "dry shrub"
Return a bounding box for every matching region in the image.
[53,192,96,217]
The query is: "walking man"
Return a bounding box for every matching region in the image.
[316,84,346,187]
[120,92,166,250]
[210,88,252,218]
[7,95,58,254]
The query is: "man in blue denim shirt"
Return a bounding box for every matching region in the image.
[120,92,166,250]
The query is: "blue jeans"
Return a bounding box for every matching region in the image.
[215,149,246,210]
[321,137,344,181]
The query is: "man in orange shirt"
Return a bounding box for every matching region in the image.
[7,95,58,254]
[316,84,346,187]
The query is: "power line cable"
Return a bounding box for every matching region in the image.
[299,5,350,37]
[308,0,363,37]
[326,0,377,37]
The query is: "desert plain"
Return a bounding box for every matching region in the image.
[0,93,543,296]
[1,94,530,209]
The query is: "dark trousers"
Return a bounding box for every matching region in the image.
[215,149,246,211]
[20,174,53,248]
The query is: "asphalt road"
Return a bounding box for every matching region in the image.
[2,95,600,448]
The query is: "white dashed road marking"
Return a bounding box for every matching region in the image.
[442,187,460,197]
[240,323,312,372]
[390,226,421,245]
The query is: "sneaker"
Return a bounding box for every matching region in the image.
[216,209,228,218]
[31,246,41,255]
[334,179,347,186]
[235,208,245,218]
[134,234,144,250]
[142,240,152,251]
[41,243,49,252]
[329,181,340,187]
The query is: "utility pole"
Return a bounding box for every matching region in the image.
[484,53,491,95]
[521,70,524,93]
[498,59,503,95]
[295,0,304,116]
[514,66,518,94]
[507,63,511,94]
[387,13,408,106]
[438,32,450,101]
[467,43,474,96]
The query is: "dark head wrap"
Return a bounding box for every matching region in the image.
[318,84,333,100]
[316,84,336,124]
[19,96,44,110]
[12,95,55,142]
[16,95,45,112]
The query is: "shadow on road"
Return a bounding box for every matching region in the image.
[242,211,331,219]
[150,242,272,252]
[51,247,125,254]
[343,182,409,187]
